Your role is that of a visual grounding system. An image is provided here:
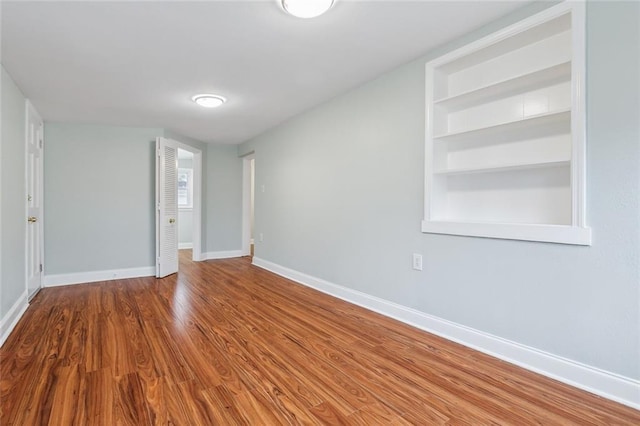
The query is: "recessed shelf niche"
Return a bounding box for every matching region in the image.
[422,2,591,245]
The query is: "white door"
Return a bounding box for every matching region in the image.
[156,137,179,278]
[26,101,44,299]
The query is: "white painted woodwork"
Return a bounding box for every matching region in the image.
[242,153,255,257]
[423,2,590,245]
[156,137,179,278]
[25,101,44,299]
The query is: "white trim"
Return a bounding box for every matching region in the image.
[571,2,587,229]
[179,242,193,250]
[241,153,255,257]
[192,150,203,261]
[421,220,592,246]
[0,290,29,347]
[44,266,155,287]
[203,250,246,260]
[252,257,640,410]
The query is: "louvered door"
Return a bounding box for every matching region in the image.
[156,137,179,277]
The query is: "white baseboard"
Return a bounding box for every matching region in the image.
[0,290,29,347]
[203,250,246,260]
[252,257,640,410]
[179,243,193,250]
[44,266,156,287]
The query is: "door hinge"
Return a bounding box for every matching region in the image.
[40,264,43,272]
[39,139,43,149]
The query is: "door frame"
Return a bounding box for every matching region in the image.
[241,152,255,256]
[156,138,204,264]
[25,100,44,300]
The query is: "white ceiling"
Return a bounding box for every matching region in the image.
[1,0,530,144]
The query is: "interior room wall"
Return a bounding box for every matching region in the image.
[43,123,244,275]
[206,144,243,254]
[44,124,164,274]
[0,66,27,318]
[239,0,640,382]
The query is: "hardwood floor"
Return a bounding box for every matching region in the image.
[1,251,639,425]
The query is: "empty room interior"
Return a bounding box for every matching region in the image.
[1,0,639,424]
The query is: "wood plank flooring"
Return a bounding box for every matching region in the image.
[1,251,639,425]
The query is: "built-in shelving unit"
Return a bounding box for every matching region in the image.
[423,2,591,245]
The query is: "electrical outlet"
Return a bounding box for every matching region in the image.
[412,253,423,271]
[259,233,264,242]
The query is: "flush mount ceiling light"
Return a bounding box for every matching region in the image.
[192,94,226,108]
[281,0,334,19]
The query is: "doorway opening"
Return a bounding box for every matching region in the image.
[155,137,203,278]
[242,153,255,257]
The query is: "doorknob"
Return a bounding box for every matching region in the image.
[169,218,176,224]
[28,216,37,223]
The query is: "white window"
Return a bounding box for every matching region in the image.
[178,168,193,209]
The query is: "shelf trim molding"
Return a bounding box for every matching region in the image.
[422,221,592,246]
[569,2,587,229]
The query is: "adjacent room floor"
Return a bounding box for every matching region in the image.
[1,251,639,425]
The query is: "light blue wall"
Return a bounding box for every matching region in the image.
[1,66,26,317]
[239,1,640,380]
[44,124,163,274]
[178,209,193,245]
[43,124,244,273]
[206,144,243,253]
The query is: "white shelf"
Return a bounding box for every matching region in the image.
[437,13,571,74]
[433,109,570,144]
[434,61,571,111]
[434,159,569,176]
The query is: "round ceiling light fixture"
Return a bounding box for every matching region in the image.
[281,0,334,19]
[192,94,226,108]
